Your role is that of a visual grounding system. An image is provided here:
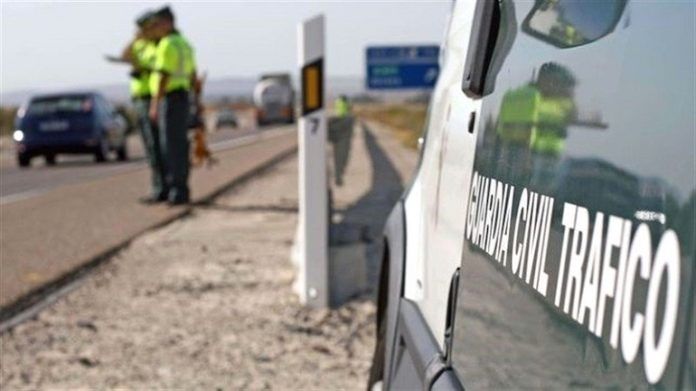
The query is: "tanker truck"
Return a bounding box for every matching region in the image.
[253,73,295,126]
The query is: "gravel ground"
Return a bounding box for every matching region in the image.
[0,156,376,390]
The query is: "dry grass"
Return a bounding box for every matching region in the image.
[354,103,428,150]
[0,106,18,137]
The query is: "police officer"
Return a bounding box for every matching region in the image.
[528,63,576,191]
[128,11,169,203]
[495,62,576,188]
[334,94,351,118]
[148,6,198,205]
[330,95,354,186]
[495,83,538,184]
[529,63,576,157]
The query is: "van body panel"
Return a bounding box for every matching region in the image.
[402,0,480,348]
[452,1,695,389]
[376,1,695,390]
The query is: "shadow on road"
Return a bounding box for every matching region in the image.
[195,203,298,214]
[330,122,404,300]
[49,157,147,168]
[12,156,147,170]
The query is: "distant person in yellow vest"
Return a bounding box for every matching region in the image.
[330,95,354,186]
[125,11,169,203]
[148,6,198,205]
[105,11,166,203]
[335,94,351,118]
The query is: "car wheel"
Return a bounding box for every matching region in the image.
[94,138,108,163]
[116,143,128,162]
[17,154,31,168]
[45,154,56,166]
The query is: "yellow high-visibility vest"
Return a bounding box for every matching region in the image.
[150,32,196,93]
[530,96,574,155]
[335,98,351,117]
[130,39,157,98]
[496,85,574,155]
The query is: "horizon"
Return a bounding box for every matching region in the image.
[0,74,385,107]
[1,1,450,99]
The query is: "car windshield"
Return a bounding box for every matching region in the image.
[26,96,93,117]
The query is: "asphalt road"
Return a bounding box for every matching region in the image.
[0,111,258,204]
[0,117,297,311]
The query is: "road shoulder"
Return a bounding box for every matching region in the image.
[0,128,296,312]
[0,156,376,389]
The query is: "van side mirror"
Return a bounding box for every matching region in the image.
[522,0,627,48]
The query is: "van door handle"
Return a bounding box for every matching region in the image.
[444,267,460,366]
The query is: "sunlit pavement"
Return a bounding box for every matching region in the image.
[0,124,296,310]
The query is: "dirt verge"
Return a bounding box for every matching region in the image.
[0,157,376,390]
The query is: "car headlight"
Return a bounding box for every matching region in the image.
[12,130,24,142]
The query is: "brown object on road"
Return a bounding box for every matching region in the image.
[191,128,217,167]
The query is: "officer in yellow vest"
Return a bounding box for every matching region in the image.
[495,84,538,184]
[335,95,351,118]
[529,63,576,190]
[148,6,198,205]
[330,95,354,186]
[495,62,576,186]
[127,11,169,203]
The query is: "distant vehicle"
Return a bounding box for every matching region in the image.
[13,92,128,167]
[253,73,295,125]
[215,108,238,128]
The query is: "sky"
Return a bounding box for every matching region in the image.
[0,1,451,95]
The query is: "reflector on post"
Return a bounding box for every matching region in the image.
[302,59,323,115]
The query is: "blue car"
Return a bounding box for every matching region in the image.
[13,92,128,167]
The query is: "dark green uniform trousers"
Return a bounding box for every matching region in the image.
[133,96,167,199]
[159,90,190,203]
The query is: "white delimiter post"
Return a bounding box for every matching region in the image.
[294,14,328,308]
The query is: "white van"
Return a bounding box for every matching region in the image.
[368,1,695,389]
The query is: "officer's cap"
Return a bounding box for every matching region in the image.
[154,5,175,22]
[538,62,576,87]
[136,10,156,27]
